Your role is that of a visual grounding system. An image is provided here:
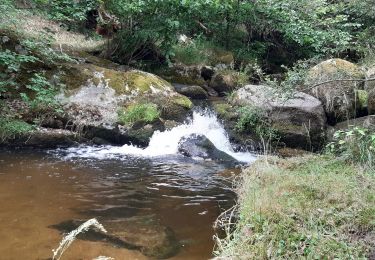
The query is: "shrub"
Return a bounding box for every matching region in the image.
[118,103,160,126]
[327,127,375,168]
[235,106,277,139]
[0,118,34,142]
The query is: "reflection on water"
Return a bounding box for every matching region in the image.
[0,148,238,259]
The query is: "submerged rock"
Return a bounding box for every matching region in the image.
[178,134,237,165]
[305,59,365,124]
[51,216,180,259]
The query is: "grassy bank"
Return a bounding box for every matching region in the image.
[215,155,375,259]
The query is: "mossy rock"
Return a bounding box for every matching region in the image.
[210,69,248,96]
[208,48,234,65]
[60,63,174,95]
[153,65,206,86]
[306,59,366,124]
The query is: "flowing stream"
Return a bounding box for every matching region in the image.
[0,111,255,259]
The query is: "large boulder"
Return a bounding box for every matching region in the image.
[305,59,365,124]
[365,67,375,114]
[178,134,238,165]
[56,64,193,145]
[231,85,327,150]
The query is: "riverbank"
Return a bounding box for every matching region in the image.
[215,155,375,259]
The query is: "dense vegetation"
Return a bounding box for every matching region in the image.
[1,1,375,258]
[215,156,375,259]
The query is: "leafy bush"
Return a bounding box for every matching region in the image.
[327,127,375,168]
[236,106,277,139]
[118,103,160,126]
[32,0,99,28]
[0,118,34,142]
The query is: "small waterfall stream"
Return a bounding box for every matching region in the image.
[0,109,256,259]
[61,110,256,163]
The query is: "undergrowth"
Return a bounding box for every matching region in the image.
[0,118,34,142]
[214,156,375,259]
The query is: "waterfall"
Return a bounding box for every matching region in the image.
[62,110,256,163]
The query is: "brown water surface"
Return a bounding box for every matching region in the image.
[0,149,236,260]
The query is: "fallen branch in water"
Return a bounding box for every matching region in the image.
[52,218,107,260]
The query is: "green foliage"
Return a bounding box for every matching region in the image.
[0,49,39,93]
[0,118,34,142]
[215,156,375,259]
[267,58,321,97]
[327,127,375,168]
[33,0,99,27]
[171,38,211,65]
[118,103,160,126]
[235,106,277,140]
[22,73,62,113]
[103,0,362,68]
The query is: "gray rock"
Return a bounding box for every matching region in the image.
[178,134,238,165]
[4,127,88,148]
[173,83,208,99]
[233,85,327,150]
[305,59,365,124]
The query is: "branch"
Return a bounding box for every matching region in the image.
[195,20,211,34]
[303,77,375,91]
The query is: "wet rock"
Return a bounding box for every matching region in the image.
[201,66,215,81]
[305,59,365,124]
[178,134,237,165]
[232,85,327,150]
[58,64,192,144]
[202,85,219,97]
[155,64,206,86]
[4,127,88,148]
[51,217,180,259]
[173,84,208,99]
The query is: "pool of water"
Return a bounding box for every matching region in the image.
[0,148,240,259]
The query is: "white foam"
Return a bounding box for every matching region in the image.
[62,110,256,163]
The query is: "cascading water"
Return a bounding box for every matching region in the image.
[62,110,256,163]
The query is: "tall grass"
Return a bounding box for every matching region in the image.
[214,156,375,259]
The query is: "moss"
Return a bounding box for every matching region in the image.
[170,95,193,109]
[356,89,368,109]
[61,64,173,95]
[308,58,365,82]
[209,48,234,65]
[213,103,235,120]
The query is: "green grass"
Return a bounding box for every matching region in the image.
[118,103,160,126]
[171,38,233,66]
[215,155,375,259]
[0,118,34,142]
